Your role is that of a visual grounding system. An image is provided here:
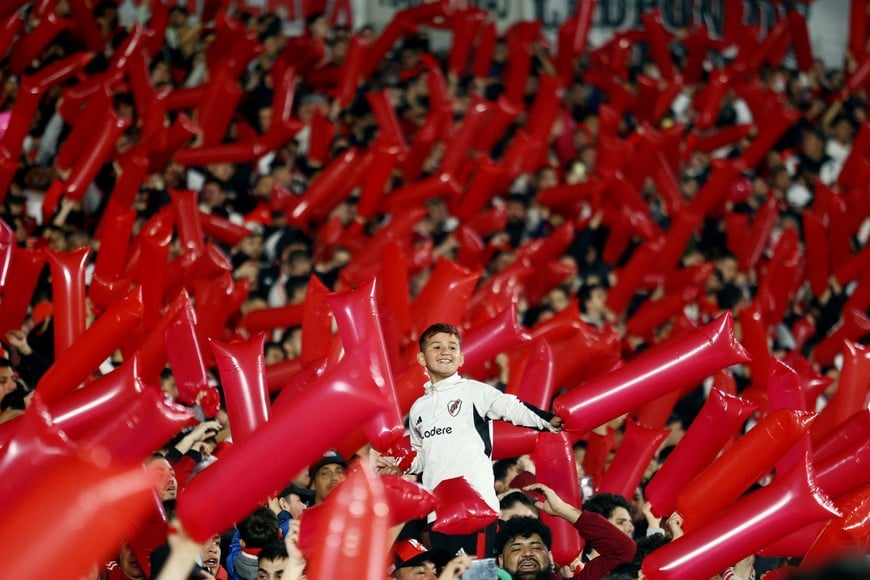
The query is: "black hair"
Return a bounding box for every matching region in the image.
[583,493,631,520]
[492,458,518,482]
[239,506,280,549]
[258,540,288,564]
[499,491,540,518]
[418,323,462,352]
[496,516,552,555]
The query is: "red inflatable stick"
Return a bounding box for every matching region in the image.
[305,461,390,580]
[0,220,14,292]
[675,409,816,531]
[598,420,669,501]
[409,259,480,337]
[461,305,529,377]
[169,189,206,256]
[210,335,271,444]
[812,409,869,463]
[36,288,143,405]
[741,104,802,170]
[49,355,147,440]
[554,313,749,434]
[431,477,499,536]
[288,147,359,226]
[811,307,870,368]
[300,276,333,366]
[492,422,538,460]
[640,9,675,79]
[511,338,556,410]
[787,9,814,72]
[63,111,130,202]
[270,357,329,415]
[46,247,90,359]
[0,452,158,580]
[813,434,870,499]
[535,432,583,566]
[381,474,438,526]
[240,303,303,333]
[0,248,46,335]
[164,296,210,405]
[642,456,840,580]
[471,20,497,79]
[336,35,368,108]
[176,353,385,542]
[439,97,489,178]
[0,396,75,513]
[800,486,870,570]
[739,302,771,391]
[645,389,757,517]
[366,92,407,154]
[325,278,403,452]
[802,211,831,297]
[78,387,197,466]
[767,359,811,476]
[810,341,870,443]
[758,521,826,558]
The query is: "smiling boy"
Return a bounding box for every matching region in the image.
[399,322,563,557]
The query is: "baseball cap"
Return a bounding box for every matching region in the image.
[279,482,315,507]
[307,450,347,481]
[388,539,449,574]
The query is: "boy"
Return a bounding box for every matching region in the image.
[389,323,563,557]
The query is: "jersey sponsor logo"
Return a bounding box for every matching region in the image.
[421,425,453,438]
[447,399,462,416]
[416,416,422,425]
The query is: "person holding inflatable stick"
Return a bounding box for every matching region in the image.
[379,322,563,559]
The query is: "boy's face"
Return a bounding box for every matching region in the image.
[417,332,463,382]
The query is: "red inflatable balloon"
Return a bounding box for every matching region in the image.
[598,420,669,501]
[512,338,556,410]
[164,298,210,405]
[675,409,816,531]
[134,291,192,385]
[810,341,870,443]
[381,474,438,526]
[645,389,757,517]
[554,313,750,433]
[0,395,75,515]
[811,307,870,368]
[410,259,480,337]
[757,520,826,558]
[0,248,46,335]
[169,188,206,256]
[46,246,90,358]
[800,486,870,569]
[210,335,271,445]
[300,276,333,366]
[49,355,147,440]
[461,305,529,376]
[767,358,811,476]
[812,409,869,463]
[325,278,403,451]
[36,288,143,404]
[813,435,870,499]
[175,352,385,542]
[305,461,390,580]
[78,388,197,466]
[642,456,840,580]
[491,422,538,460]
[0,452,158,580]
[431,477,499,536]
[535,432,583,566]
[270,357,329,414]
[241,303,304,333]
[0,210,15,292]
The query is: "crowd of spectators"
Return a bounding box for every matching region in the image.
[0,0,868,578]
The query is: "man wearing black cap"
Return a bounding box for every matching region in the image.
[307,450,347,505]
[277,482,314,520]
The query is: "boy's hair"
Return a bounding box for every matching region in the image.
[239,506,280,549]
[258,540,289,564]
[496,516,552,555]
[418,323,462,352]
[499,490,540,517]
[583,492,631,520]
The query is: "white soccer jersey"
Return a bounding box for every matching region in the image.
[407,373,556,516]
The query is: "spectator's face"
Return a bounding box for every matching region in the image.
[0,366,15,398]
[312,463,345,503]
[147,457,178,500]
[257,557,288,580]
[499,533,551,578]
[119,544,145,580]
[501,503,538,521]
[418,332,463,382]
[200,534,221,575]
[280,493,308,519]
[396,562,437,579]
[609,507,634,536]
